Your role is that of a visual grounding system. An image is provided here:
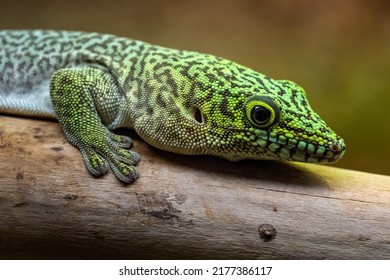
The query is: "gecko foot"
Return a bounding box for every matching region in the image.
[77,130,140,183]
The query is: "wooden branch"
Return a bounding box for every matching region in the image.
[0,115,389,259]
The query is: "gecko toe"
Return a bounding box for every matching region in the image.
[80,147,109,177]
[109,133,132,148]
[107,142,140,183]
[109,144,140,166]
[110,162,139,184]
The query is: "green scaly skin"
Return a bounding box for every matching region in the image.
[0,30,346,183]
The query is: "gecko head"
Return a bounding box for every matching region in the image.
[231,80,346,164]
[136,50,345,164]
[184,56,346,164]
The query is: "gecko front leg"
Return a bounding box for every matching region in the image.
[50,67,140,183]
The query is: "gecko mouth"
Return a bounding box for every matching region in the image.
[272,137,346,164]
[282,142,346,164]
[248,129,346,164]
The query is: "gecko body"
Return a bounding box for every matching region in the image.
[0,30,345,183]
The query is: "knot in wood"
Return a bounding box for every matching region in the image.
[258,223,277,241]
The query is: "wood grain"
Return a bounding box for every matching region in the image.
[0,115,389,259]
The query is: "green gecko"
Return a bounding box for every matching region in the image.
[0,30,345,183]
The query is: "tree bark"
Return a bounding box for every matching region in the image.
[0,115,389,259]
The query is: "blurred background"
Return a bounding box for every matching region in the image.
[1,0,389,175]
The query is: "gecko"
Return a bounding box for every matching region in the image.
[0,30,345,183]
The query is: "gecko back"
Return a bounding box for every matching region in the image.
[0,30,128,118]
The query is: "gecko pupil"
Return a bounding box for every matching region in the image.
[252,106,271,124]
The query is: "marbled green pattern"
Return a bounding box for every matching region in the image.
[0,30,345,183]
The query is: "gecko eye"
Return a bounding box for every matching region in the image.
[244,96,280,128]
[251,106,271,125]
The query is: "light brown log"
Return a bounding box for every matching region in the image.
[0,115,389,259]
